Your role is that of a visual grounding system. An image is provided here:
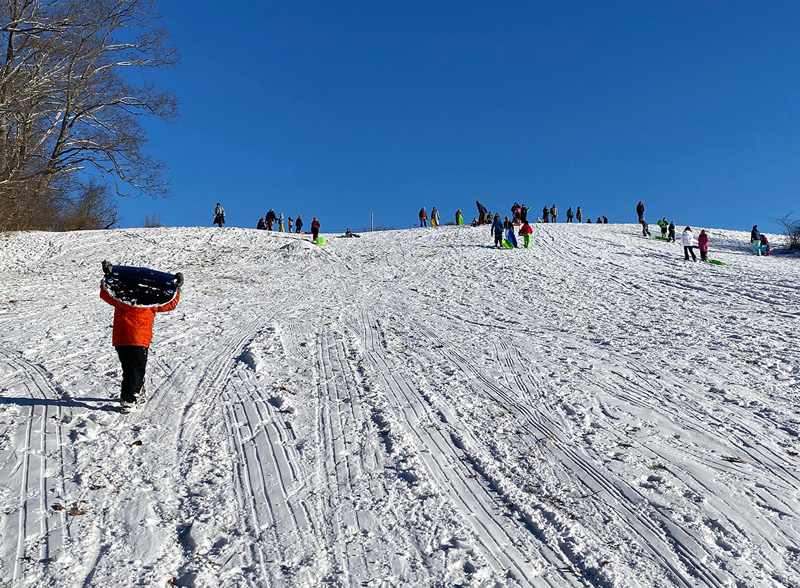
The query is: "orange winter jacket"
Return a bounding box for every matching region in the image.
[100,285,180,348]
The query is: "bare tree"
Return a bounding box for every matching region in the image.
[0,0,178,230]
[774,214,800,251]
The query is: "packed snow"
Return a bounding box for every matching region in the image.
[0,223,798,588]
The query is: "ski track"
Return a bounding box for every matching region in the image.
[0,225,799,587]
[0,348,70,584]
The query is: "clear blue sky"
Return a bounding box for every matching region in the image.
[122,0,800,234]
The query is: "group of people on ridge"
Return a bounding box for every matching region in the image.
[213,203,322,242]
[471,201,607,227]
[637,201,772,261]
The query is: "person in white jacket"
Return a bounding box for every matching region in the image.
[681,226,697,261]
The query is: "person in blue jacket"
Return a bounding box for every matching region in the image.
[491,214,504,248]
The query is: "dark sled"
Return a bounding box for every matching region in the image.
[103,265,178,308]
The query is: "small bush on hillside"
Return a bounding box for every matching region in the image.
[144,213,164,228]
[775,215,800,251]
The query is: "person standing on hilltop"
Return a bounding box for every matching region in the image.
[491,214,504,247]
[636,201,645,223]
[566,207,574,223]
[213,203,225,227]
[697,229,710,261]
[576,206,582,223]
[311,217,321,241]
[668,221,676,242]
[519,204,528,224]
[682,226,697,261]
[419,207,428,227]
[295,215,303,233]
[750,225,762,255]
[657,217,668,238]
[519,219,533,248]
[550,204,558,223]
[542,205,549,223]
[278,213,285,232]
[476,201,488,225]
[288,217,293,232]
[265,209,276,231]
[455,209,464,225]
[430,207,440,227]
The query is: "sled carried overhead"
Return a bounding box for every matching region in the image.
[103,265,178,307]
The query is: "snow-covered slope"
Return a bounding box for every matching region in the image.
[0,223,798,588]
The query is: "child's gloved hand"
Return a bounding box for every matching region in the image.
[102,260,113,275]
[174,272,184,292]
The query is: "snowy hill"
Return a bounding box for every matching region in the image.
[0,223,798,588]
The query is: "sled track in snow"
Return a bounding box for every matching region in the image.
[217,321,434,586]
[414,316,784,588]
[0,348,70,584]
[349,309,582,588]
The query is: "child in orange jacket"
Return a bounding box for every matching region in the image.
[100,261,182,413]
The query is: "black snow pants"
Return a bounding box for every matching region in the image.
[684,246,697,261]
[116,346,148,403]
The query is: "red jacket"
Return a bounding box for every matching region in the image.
[311,220,320,230]
[100,286,180,347]
[519,224,533,235]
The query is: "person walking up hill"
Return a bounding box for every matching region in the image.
[100,261,182,413]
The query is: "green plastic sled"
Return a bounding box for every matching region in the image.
[315,237,325,245]
[654,236,669,241]
[708,259,726,266]
[501,239,514,249]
